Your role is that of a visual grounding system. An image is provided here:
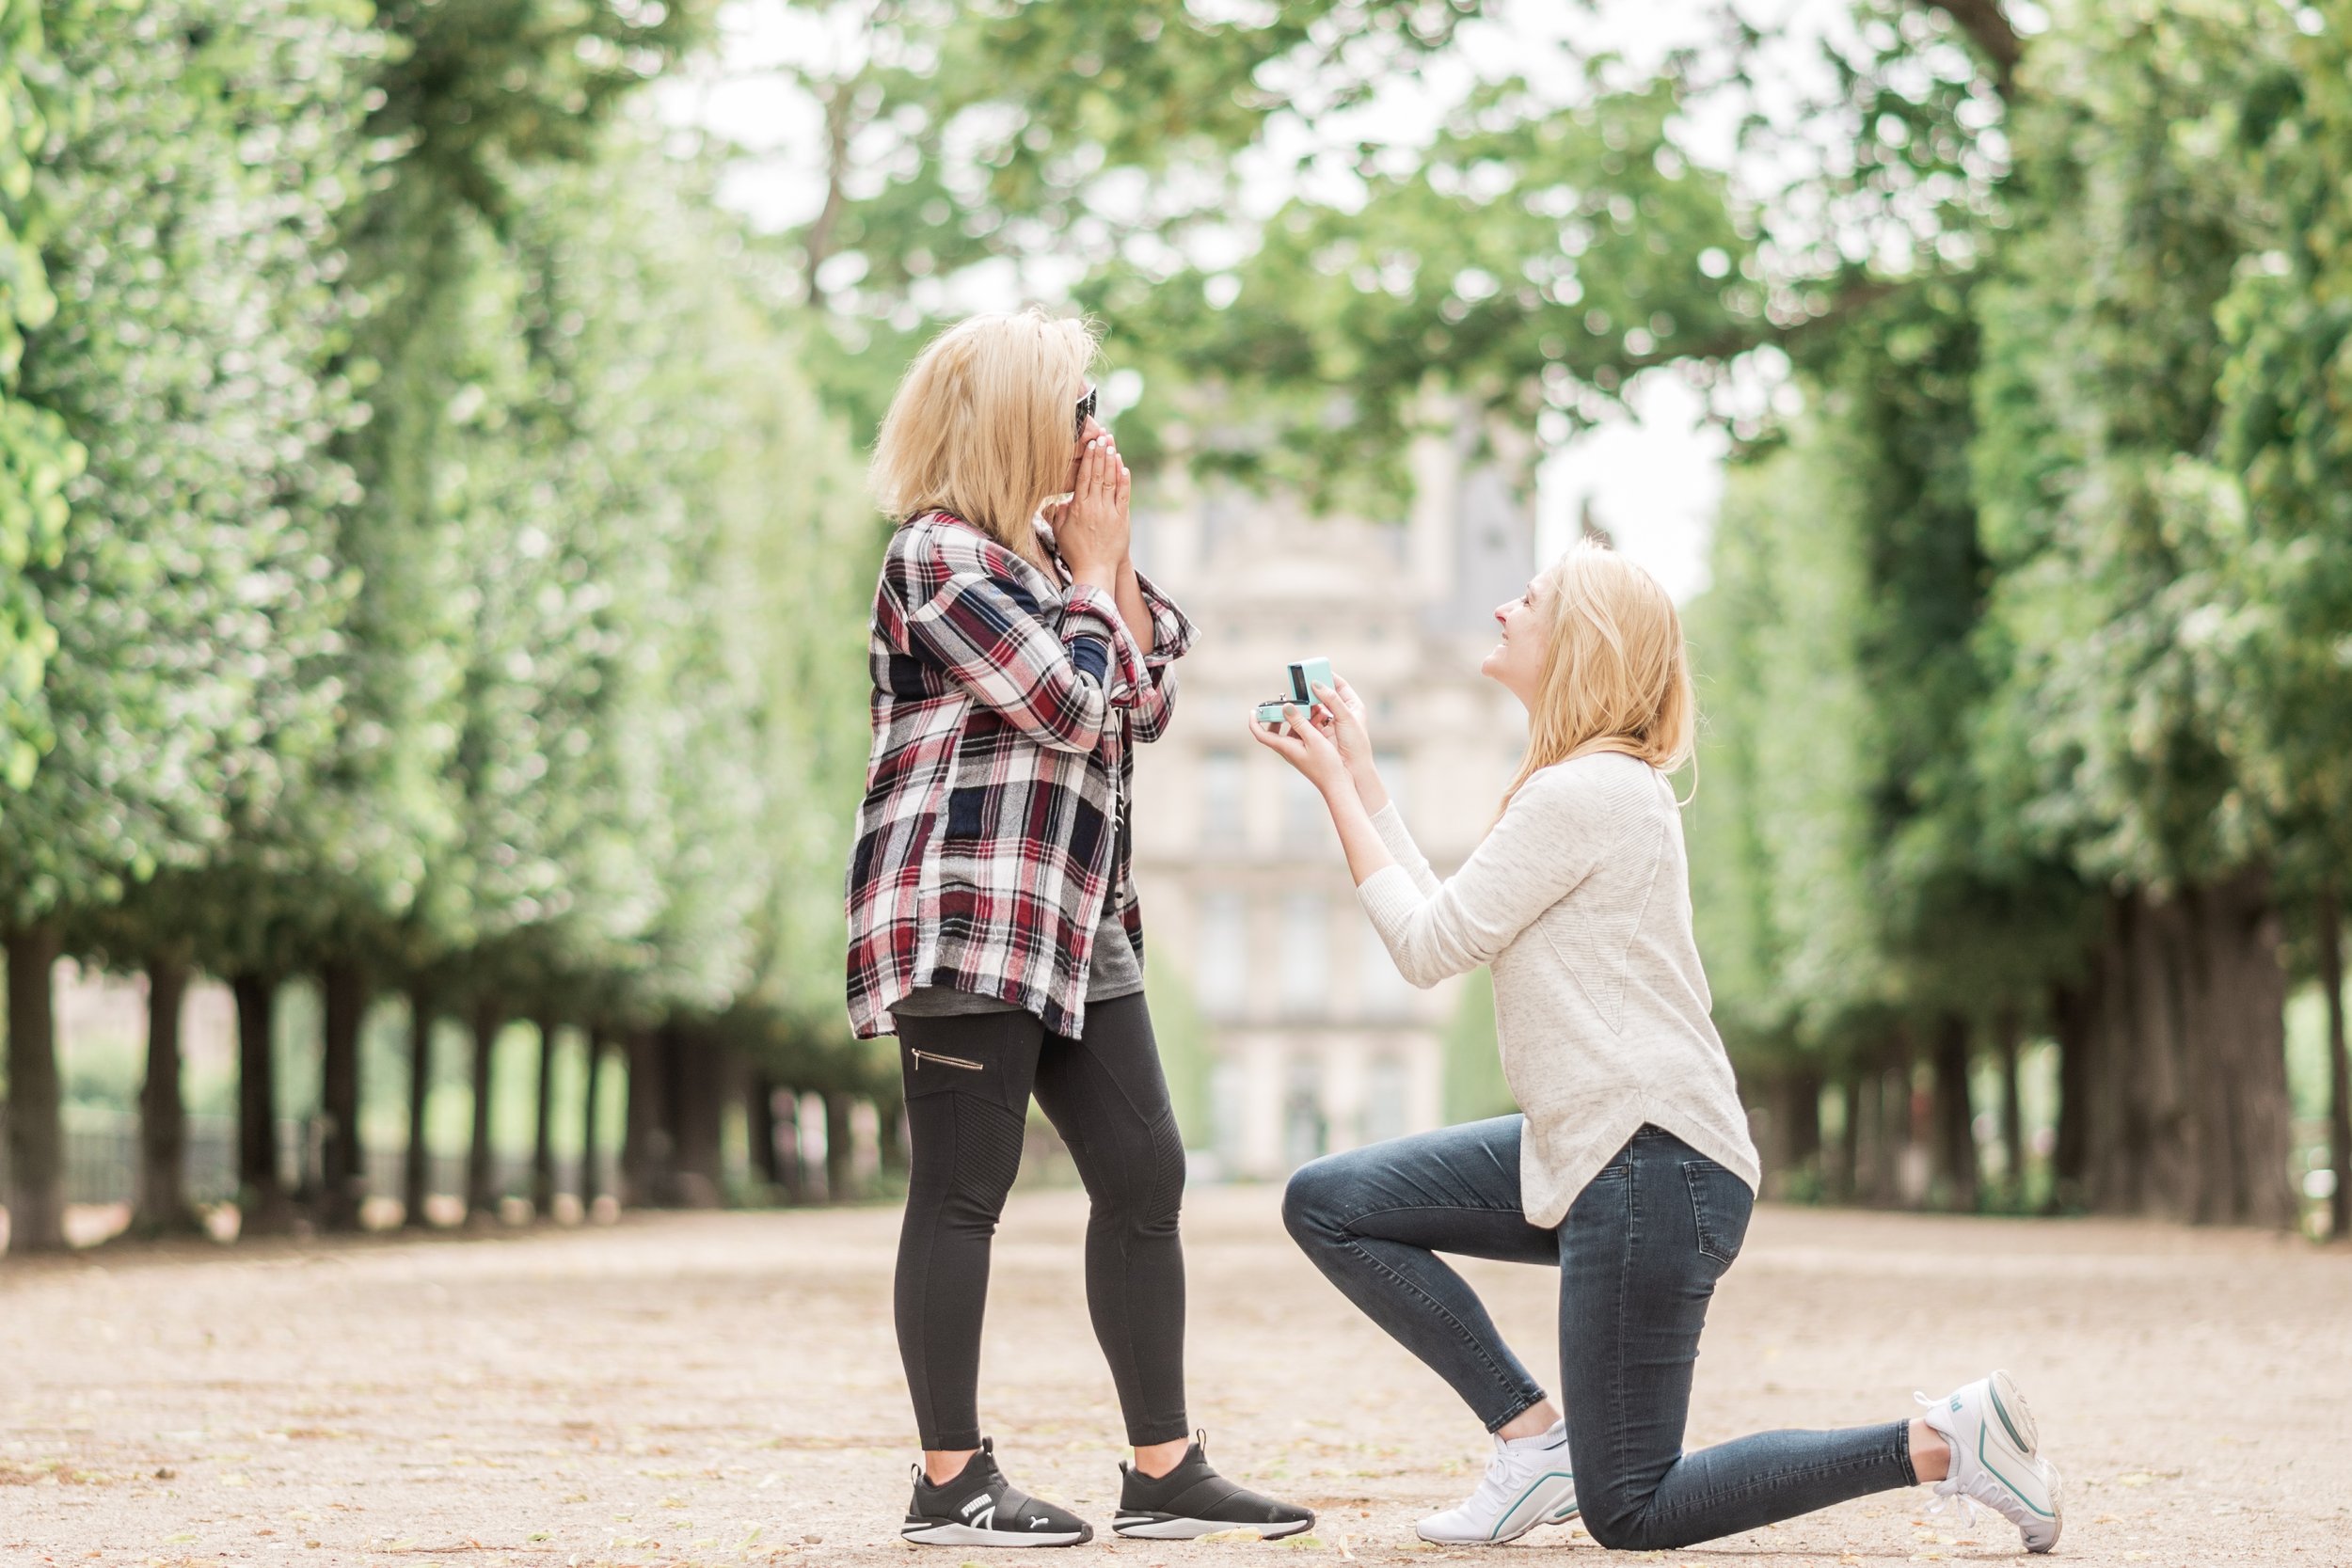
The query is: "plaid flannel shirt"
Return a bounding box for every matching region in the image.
[845,509,1196,1039]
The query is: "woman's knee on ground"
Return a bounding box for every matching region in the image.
[1573,1481,1684,1553]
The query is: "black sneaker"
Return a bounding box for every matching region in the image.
[900,1438,1093,1548]
[1113,1430,1315,1541]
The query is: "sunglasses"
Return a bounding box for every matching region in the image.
[1073,384,1099,438]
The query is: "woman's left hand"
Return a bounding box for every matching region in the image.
[1248,703,1350,796]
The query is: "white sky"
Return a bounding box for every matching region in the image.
[670,0,1860,601]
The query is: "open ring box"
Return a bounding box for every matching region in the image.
[1255,657,1335,725]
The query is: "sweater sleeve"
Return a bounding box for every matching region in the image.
[1369,802,1441,898]
[1357,765,1629,989]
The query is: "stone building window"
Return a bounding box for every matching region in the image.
[1280,893,1327,1016]
[1196,891,1248,1018]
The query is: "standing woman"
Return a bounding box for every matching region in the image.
[1256,541,2062,1555]
[847,309,1313,1548]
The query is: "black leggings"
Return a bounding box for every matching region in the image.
[893,994,1189,1450]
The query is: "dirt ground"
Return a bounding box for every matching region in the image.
[3,1186,2348,1568]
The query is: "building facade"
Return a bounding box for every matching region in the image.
[1128,427,1536,1179]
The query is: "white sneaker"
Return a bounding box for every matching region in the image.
[1415,1420,1580,1545]
[1918,1370,2062,1554]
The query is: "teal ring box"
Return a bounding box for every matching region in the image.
[1255,657,1335,724]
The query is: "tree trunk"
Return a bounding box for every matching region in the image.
[1852,1064,1883,1207]
[745,1071,779,1195]
[2076,877,2296,1226]
[231,972,293,1237]
[4,926,67,1254]
[404,985,435,1227]
[2184,875,2291,1224]
[664,1030,724,1209]
[825,1090,858,1204]
[1869,1043,1906,1207]
[2048,974,2095,1212]
[881,1098,910,1181]
[531,1014,558,1219]
[1829,1071,1861,1204]
[1930,1013,1979,1212]
[1779,1067,1821,1197]
[621,1026,666,1208]
[318,959,369,1233]
[580,1028,605,1211]
[2321,881,2350,1242]
[466,994,503,1222]
[773,1085,804,1204]
[135,949,202,1237]
[1996,1008,2026,1210]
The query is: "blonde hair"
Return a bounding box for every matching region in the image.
[1501,539,1695,808]
[869,308,1100,569]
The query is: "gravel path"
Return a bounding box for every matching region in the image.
[3,1186,2347,1567]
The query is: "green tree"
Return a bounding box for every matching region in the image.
[0,0,76,788]
[3,0,373,1253]
[1966,0,2297,1224]
[2206,1,2352,1235]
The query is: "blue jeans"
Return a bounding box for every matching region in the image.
[1282,1118,1915,1550]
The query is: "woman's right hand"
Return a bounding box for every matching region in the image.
[1053,435,1129,588]
[1312,675,1390,813]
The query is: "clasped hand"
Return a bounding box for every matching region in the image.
[1043,429,1131,585]
[1248,674,1381,806]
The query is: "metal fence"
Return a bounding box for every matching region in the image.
[4,1110,617,1212]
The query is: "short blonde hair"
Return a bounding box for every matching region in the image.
[869,309,1100,568]
[1502,539,1695,807]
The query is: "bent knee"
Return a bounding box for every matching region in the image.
[1280,1153,1353,1242]
[1577,1494,1678,1553]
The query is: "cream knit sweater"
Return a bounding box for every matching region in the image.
[1357,751,1759,1227]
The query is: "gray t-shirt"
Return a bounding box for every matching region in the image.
[891,910,1143,1021]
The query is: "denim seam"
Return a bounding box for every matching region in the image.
[1338,1238,1542,1422]
[1611,1164,1638,1496]
[1332,1199,1532,1230]
[1640,1443,1906,1533]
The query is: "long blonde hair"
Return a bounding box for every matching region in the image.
[869,308,1100,570]
[1501,539,1695,808]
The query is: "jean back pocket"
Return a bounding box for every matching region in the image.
[1682,1157,1754,1269]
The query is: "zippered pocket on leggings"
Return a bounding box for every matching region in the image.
[910,1048,983,1072]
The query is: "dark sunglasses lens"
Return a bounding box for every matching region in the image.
[1074,388,1098,434]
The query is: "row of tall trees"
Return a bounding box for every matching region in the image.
[1686,0,2352,1229]
[0,0,890,1253]
[751,0,2349,1227]
[10,0,2344,1243]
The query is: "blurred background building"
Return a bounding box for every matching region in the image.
[1130,421,1536,1179]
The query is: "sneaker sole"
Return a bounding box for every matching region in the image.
[1112,1513,1315,1541]
[901,1522,1091,1547]
[1987,1370,2039,1454]
[1982,1370,2062,1555]
[1415,1472,1580,1546]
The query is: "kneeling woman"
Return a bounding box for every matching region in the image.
[1252,543,2061,1555]
[848,309,1311,1548]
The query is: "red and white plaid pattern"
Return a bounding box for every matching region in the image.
[845,510,1195,1038]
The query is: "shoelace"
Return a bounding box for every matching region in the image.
[1912,1391,1983,1527]
[1456,1444,1524,1517]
